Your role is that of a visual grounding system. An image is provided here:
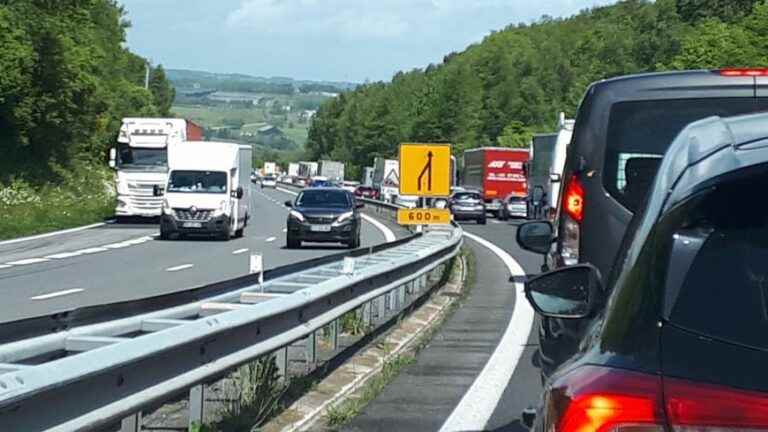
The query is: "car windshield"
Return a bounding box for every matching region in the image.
[167,170,227,194]
[454,193,481,201]
[604,98,761,212]
[264,176,276,181]
[296,190,350,208]
[117,144,167,169]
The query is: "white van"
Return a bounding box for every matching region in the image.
[157,141,252,240]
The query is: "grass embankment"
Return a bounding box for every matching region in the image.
[0,164,115,241]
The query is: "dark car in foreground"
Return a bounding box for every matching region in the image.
[519,112,768,432]
[285,188,363,249]
[527,68,768,379]
[448,191,486,224]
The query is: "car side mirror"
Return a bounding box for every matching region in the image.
[153,185,164,197]
[516,221,553,254]
[525,264,602,319]
[284,200,293,207]
[549,173,561,183]
[108,148,116,169]
[235,186,244,199]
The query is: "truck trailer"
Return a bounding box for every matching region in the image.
[462,147,529,217]
[372,157,399,203]
[109,118,203,219]
[318,160,345,182]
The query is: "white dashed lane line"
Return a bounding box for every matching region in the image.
[266,237,277,243]
[30,288,85,301]
[6,258,50,266]
[232,248,249,255]
[165,264,194,272]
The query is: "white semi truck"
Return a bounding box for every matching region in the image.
[157,141,252,241]
[372,157,399,203]
[109,118,203,219]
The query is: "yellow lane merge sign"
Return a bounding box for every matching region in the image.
[397,208,452,225]
[399,143,451,197]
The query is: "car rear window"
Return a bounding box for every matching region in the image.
[454,192,481,200]
[296,190,350,207]
[665,171,768,350]
[604,98,760,212]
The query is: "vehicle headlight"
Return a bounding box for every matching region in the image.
[333,211,354,226]
[289,210,305,222]
[213,200,228,217]
[117,180,129,195]
[162,199,172,214]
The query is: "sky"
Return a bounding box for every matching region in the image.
[120,0,617,83]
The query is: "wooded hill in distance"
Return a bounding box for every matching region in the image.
[306,0,768,180]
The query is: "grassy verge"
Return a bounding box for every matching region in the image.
[0,163,115,241]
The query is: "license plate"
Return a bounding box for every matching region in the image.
[310,225,331,232]
[183,222,202,228]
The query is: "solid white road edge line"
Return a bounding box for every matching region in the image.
[275,187,396,242]
[439,231,535,432]
[30,288,85,301]
[0,221,110,246]
[166,264,194,272]
[6,257,50,266]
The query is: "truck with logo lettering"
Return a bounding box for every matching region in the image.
[462,147,529,218]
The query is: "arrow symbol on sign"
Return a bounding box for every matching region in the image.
[417,151,433,192]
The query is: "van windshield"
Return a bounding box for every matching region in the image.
[168,171,228,194]
[604,98,760,212]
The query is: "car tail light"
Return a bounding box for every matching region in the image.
[563,175,584,223]
[718,68,768,77]
[549,366,665,432]
[549,366,768,432]
[665,376,768,430]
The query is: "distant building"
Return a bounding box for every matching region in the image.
[299,110,317,122]
[256,125,289,148]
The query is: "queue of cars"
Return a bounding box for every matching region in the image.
[516,68,768,431]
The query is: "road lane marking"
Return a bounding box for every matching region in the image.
[0,221,111,246]
[0,264,12,269]
[266,237,277,243]
[232,248,249,255]
[77,247,108,254]
[103,242,131,249]
[30,288,84,301]
[166,264,194,272]
[282,228,287,233]
[45,251,84,259]
[276,187,396,242]
[6,258,50,266]
[439,231,534,432]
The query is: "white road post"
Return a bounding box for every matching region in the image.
[250,253,264,290]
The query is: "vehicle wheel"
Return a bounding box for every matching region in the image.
[499,210,508,221]
[235,227,244,238]
[159,227,170,240]
[478,217,487,225]
[286,235,301,249]
[220,229,231,241]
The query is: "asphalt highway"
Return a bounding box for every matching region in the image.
[0,186,403,323]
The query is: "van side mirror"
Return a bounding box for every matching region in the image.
[235,186,244,199]
[517,221,553,254]
[284,200,293,208]
[108,148,117,169]
[153,185,164,197]
[525,264,602,319]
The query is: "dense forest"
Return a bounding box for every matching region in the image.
[306,0,768,179]
[0,0,175,181]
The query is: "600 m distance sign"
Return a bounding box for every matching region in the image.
[399,143,451,197]
[397,208,451,225]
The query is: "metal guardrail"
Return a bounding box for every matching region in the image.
[0,197,463,431]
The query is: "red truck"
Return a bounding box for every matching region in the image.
[462,147,529,217]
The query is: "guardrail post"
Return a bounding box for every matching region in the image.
[188,384,205,430]
[121,412,142,432]
[275,347,288,379]
[362,301,372,327]
[330,319,339,351]
[305,331,317,367]
[377,295,386,320]
[398,284,406,309]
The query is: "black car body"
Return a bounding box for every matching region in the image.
[285,188,362,248]
[531,69,768,378]
[449,191,486,224]
[521,112,768,432]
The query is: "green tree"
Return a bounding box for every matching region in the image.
[150,65,175,116]
[497,121,533,148]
